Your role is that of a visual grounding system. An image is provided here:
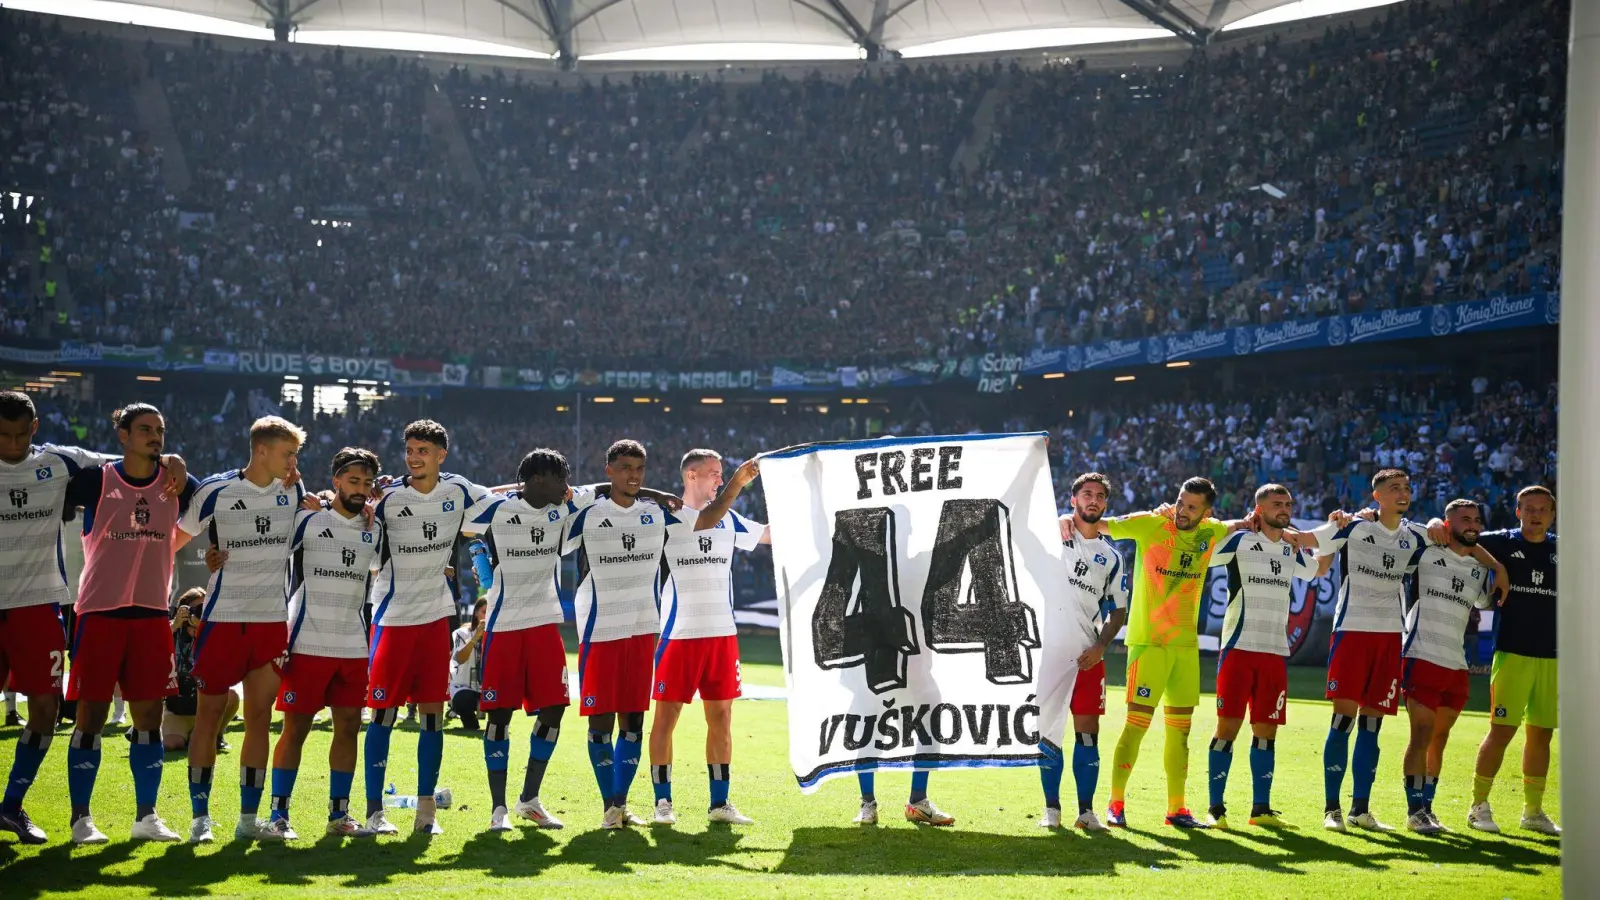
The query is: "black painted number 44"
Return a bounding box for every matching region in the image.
[813,499,1040,693]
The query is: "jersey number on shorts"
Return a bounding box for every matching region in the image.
[813,500,1041,694]
[49,650,64,680]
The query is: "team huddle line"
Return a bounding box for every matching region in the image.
[0,399,1560,845]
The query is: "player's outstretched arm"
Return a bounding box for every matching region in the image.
[635,487,683,511]
[696,459,759,531]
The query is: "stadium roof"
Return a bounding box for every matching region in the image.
[21,0,1404,61]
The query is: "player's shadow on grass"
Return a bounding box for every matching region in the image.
[774,826,1186,878]
[1154,824,1558,877]
[0,829,441,899]
[435,824,564,878]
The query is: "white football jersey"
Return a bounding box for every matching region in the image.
[461,486,595,634]
[371,473,492,628]
[1058,531,1128,646]
[562,496,667,645]
[1404,546,1492,670]
[0,444,108,610]
[179,471,305,623]
[660,506,765,641]
[1210,531,1320,656]
[287,506,381,659]
[1312,518,1428,633]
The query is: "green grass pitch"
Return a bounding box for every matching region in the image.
[0,633,1560,899]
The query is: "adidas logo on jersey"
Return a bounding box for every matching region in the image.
[507,514,522,525]
[231,499,248,511]
[318,529,335,539]
[396,507,414,517]
[599,519,613,527]
[1434,558,1448,567]
[1251,542,1264,552]
[1511,551,1526,559]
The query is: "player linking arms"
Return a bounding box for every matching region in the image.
[1459,486,1559,836]
[563,440,670,828]
[649,451,767,826]
[460,449,594,833]
[1203,484,1330,828]
[1070,477,1250,828]
[1301,469,1505,831]
[62,403,200,844]
[264,448,385,839]
[178,417,306,842]
[1036,473,1128,831]
[0,392,187,844]
[364,420,497,835]
[1396,499,1497,834]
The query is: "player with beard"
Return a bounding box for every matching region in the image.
[1202,485,1329,828]
[1397,500,1495,834]
[1305,471,1505,831]
[0,392,187,844]
[61,404,201,844]
[1068,477,1253,829]
[259,448,385,839]
[1036,473,1128,831]
[648,451,768,827]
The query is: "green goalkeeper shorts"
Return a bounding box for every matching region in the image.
[1489,651,1558,730]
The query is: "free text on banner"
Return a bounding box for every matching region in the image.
[763,433,1088,792]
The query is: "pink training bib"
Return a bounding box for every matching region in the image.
[77,463,181,614]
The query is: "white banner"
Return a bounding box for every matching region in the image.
[765,433,1085,792]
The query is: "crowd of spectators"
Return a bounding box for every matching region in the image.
[0,0,1567,371]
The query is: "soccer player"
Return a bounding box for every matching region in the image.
[1203,484,1329,828]
[1460,486,1559,835]
[1398,499,1494,834]
[649,451,767,826]
[562,440,669,828]
[0,391,138,843]
[1074,476,1247,829]
[61,403,200,844]
[1305,469,1505,831]
[1036,472,1128,831]
[364,420,496,835]
[178,416,307,842]
[459,449,591,834]
[264,448,384,839]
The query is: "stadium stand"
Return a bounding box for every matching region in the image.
[0,0,1566,369]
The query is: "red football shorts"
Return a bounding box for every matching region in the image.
[1216,649,1289,725]
[367,618,450,707]
[277,654,369,713]
[652,634,742,704]
[1069,660,1107,717]
[192,621,287,694]
[0,603,68,696]
[578,633,656,716]
[481,624,570,712]
[67,612,176,703]
[1325,630,1402,715]
[1402,658,1470,713]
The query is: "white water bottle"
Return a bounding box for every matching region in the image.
[383,789,451,809]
